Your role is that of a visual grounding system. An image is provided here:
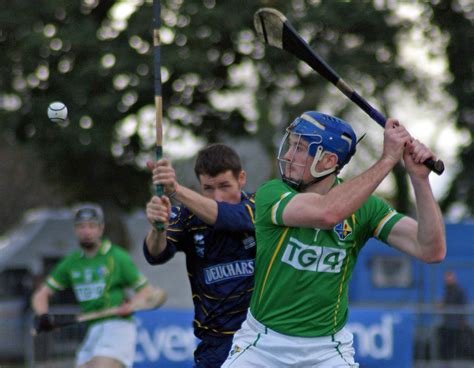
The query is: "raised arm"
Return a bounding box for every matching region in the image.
[385,139,446,263]
[171,184,218,224]
[148,159,219,224]
[282,119,410,228]
[131,285,167,309]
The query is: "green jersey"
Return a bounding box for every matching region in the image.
[250,179,403,337]
[46,239,148,322]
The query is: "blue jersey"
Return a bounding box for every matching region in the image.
[144,192,256,340]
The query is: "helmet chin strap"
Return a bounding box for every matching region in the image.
[310,146,337,178]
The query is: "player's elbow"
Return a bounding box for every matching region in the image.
[424,249,446,264]
[283,199,346,229]
[420,241,446,264]
[319,218,339,230]
[423,254,445,264]
[305,212,343,230]
[318,209,346,229]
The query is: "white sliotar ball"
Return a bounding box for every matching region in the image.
[47,102,68,123]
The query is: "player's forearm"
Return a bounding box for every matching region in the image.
[285,158,395,228]
[174,184,218,224]
[320,157,395,225]
[410,176,446,262]
[145,228,167,257]
[31,287,50,315]
[131,285,167,310]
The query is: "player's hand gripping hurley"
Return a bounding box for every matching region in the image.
[254,8,444,175]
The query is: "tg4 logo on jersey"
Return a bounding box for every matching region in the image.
[281,237,346,273]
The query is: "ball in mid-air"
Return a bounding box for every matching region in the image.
[47,102,68,124]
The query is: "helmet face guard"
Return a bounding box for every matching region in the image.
[277,128,324,189]
[278,112,357,189]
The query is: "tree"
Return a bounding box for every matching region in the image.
[427,0,473,217]
[0,0,470,232]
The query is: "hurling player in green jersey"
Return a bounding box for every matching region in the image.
[222,112,445,368]
[31,204,166,368]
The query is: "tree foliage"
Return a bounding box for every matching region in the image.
[0,0,471,231]
[427,0,473,216]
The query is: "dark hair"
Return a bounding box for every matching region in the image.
[194,143,242,179]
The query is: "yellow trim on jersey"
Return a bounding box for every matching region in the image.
[350,214,357,234]
[245,204,255,224]
[271,192,292,224]
[46,276,64,291]
[332,215,356,334]
[193,319,236,335]
[373,211,397,239]
[258,227,290,304]
[190,226,208,231]
[332,247,353,334]
[103,252,115,308]
[202,288,254,300]
[192,294,209,316]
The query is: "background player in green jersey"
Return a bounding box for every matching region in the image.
[222,111,446,367]
[31,203,167,368]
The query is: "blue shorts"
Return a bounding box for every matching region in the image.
[194,335,233,368]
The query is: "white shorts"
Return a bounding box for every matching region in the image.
[221,311,358,368]
[76,319,137,368]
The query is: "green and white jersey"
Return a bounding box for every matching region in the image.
[46,239,148,322]
[250,179,404,337]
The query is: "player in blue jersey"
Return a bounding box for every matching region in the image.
[143,143,256,368]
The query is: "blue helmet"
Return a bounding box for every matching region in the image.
[278,111,357,188]
[289,111,357,168]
